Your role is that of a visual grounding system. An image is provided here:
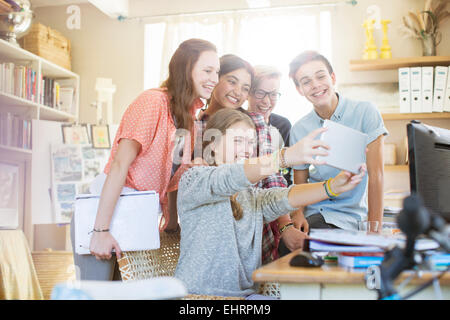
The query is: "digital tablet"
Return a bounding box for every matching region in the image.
[316,120,367,174]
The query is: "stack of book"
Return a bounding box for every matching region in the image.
[398,66,450,113]
[0,112,32,149]
[307,229,441,269]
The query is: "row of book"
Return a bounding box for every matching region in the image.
[0,113,32,150]
[398,66,450,113]
[0,62,76,112]
[0,62,38,103]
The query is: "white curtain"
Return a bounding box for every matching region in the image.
[144,8,332,124]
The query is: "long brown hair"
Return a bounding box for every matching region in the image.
[202,108,255,220]
[161,38,217,130]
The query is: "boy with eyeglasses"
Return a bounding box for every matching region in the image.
[288,51,388,232]
[248,65,309,258]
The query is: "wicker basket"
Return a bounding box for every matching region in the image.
[31,250,76,300]
[21,23,71,71]
[117,230,280,300]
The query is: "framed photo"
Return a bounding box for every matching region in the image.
[0,162,19,229]
[91,125,111,149]
[61,124,90,145]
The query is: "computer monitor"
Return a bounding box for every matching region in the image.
[407,120,450,222]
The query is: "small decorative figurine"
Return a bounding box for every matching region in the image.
[362,19,378,60]
[380,19,392,59]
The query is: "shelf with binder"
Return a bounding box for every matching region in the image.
[382,112,450,121]
[349,56,450,71]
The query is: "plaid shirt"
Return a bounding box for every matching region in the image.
[247,112,288,265]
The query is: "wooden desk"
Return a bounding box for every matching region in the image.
[253,249,450,300]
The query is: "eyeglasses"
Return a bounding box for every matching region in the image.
[253,89,281,100]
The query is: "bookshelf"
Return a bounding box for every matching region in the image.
[349,56,450,71]
[0,37,80,249]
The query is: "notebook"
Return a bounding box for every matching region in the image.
[74,191,160,255]
[316,120,367,174]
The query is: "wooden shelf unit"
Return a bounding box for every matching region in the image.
[382,112,450,121]
[0,38,79,250]
[350,56,450,71]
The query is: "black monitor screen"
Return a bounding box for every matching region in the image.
[407,121,450,222]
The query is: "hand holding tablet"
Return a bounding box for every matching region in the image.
[315,120,368,174]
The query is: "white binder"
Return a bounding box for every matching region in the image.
[444,66,450,112]
[410,67,422,113]
[421,66,434,113]
[74,191,160,255]
[433,66,448,112]
[398,68,411,113]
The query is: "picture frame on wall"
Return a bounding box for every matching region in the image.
[91,124,111,149]
[61,124,90,145]
[0,162,19,229]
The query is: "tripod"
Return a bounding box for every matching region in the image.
[376,194,450,300]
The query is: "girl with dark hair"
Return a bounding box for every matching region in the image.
[71,39,220,280]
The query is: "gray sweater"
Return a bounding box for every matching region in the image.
[175,163,296,297]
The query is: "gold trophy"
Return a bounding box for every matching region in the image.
[362,19,378,60]
[380,19,392,59]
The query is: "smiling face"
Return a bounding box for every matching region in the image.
[191,50,220,100]
[248,76,281,119]
[212,121,256,165]
[211,68,252,109]
[294,60,337,109]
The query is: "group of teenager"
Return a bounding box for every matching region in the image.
[70,38,388,299]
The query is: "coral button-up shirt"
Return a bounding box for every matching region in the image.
[104,88,204,229]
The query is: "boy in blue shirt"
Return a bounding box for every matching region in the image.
[287,51,388,232]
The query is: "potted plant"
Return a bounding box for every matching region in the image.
[400,0,450,56]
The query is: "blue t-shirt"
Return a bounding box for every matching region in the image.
[289,94,388,230]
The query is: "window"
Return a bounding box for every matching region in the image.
[144,9,332,124]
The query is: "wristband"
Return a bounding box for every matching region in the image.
[326,178,340,197]
[89,228,110,235]
[279,222,294,234]
[324,178,340,199]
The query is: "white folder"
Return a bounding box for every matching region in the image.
[74,191,160,255]
[421,67,434,113]
[444,66,450,112]
[433,66,448,112]
[398,68,411,113]
[410,67,422,113]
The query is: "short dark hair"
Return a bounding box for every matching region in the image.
[289,51,334,87]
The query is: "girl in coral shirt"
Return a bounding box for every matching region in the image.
[71,39,220,280]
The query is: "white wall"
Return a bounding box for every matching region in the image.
[35,3,144,125]
[34,0,450,125]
